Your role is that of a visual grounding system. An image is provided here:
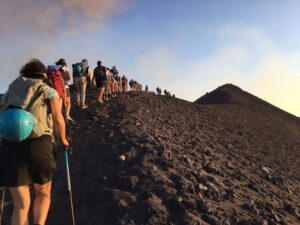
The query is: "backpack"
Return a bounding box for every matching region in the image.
[72,63,84,77]
[1,77,53,139]
[47,65,66,100]
[93,66,104,80]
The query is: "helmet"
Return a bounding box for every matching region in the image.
[0,108,35,142]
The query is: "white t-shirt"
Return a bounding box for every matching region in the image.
[61,65,72,87]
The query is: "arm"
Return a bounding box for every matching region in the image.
[50,96,69,146]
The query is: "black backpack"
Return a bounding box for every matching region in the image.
[94,66,104,80]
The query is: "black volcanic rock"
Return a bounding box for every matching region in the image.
[1,85,300,225]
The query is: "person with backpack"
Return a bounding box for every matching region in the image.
[72,60,88,109]
[82,59,93,87]
[93,60,105,103]
[55,58,74,121]
[105,67,113,100]
[111,66,119,96]
[156,87,162,95]
[129,79,134,91]
[0,59,69,225]
[46,65,66,106]
[121,75,128,92]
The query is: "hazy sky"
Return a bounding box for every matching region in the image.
[1,0,300,116]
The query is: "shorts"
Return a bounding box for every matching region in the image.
[95,79,105,88]
[0,135,57,187]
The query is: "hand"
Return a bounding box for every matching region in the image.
[62,138,69,146]
[64,145,72,154]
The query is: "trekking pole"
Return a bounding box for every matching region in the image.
[62,110,75,225]
[64,148,76,225]
[0,187,5,225]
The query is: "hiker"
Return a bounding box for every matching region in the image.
[102,67,110,101]
[156,87,161,95]
[0,59,69,225]
[145,85,148,92]
[110,68,117,97]
[129,79,134,91]
[121,75,128,92]
[117,75,122,93]
[82,59,93,88]
[93,60,105,103]
[102,66,109,101]
[55,58,74,121]
[107,68,114,99]
[46,65,66,108]
[72,60,88,109]
[111,66,119,96]
[164,90,171,96]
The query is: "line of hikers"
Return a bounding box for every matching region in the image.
[156,87,175,97]
[51,58,131,113]
[0,58,176,225]
[44,58,144,123]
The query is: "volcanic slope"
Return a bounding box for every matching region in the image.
[2,85,300,225]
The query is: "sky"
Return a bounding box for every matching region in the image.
[1,0,300,116]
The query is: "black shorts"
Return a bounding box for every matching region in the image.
[0,135,57,187]
[95,79,105,88]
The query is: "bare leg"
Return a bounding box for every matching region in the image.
[9,186,30,225]
[74,78,81,105]
[98,87,105,103]
[32,181,52,225]
[82,80,87,107]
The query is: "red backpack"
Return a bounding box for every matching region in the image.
[47,65,66,100]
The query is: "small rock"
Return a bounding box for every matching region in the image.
[198,184,208,191]
[202,214,221,225]
[262,166,270,173]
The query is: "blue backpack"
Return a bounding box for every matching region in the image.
[72,63,84,77]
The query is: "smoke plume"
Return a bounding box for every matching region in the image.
[0,0,133,36]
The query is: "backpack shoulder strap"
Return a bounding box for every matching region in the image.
[25,84,45,111]
[85,66,89,75]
